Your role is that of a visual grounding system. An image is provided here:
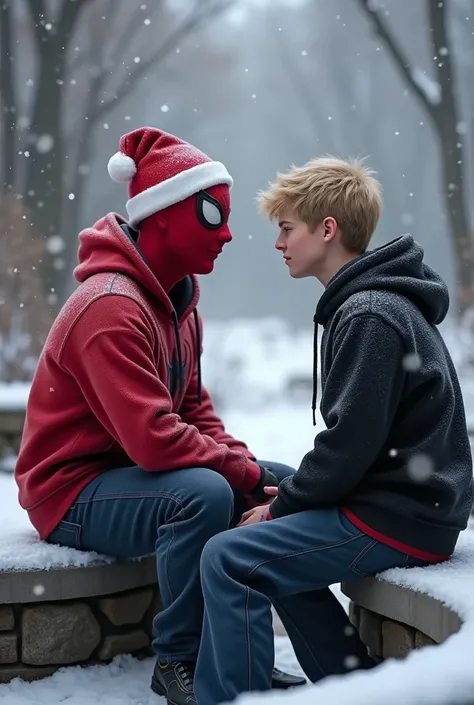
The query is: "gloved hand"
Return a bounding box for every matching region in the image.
[247,465,279,506]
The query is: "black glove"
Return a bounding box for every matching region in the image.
[249,465,279,504]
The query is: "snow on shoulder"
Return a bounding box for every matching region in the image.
[240,527,474,705]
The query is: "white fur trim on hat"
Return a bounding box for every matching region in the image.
[107,152,137,183]
[126,161,233,228]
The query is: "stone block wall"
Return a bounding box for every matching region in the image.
[0,585,162,683]
[348,603,436,661]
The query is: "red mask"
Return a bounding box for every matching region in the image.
[137,184,232,290]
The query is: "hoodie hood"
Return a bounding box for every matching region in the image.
[74,213,200,320]
[309,234,449,427]
[74,213,203,405]
[316,234,450,328]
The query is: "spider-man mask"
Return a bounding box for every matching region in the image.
[139,183,232,280]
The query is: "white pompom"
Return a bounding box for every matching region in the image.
[107,152,137,183]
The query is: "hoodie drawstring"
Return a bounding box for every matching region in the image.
[193,309,203,405]
[312,314,319,426]
[171,312,184,399]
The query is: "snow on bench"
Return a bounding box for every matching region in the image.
[0,474,158,684]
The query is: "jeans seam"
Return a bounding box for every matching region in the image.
[165,521,177,605]
[348,539,378,576]
[245,587,252,691]
[49,521,82,550]
[272,598,328,678]
[245,533,365,579]
[73,491,186,512]
[57,523,81,532]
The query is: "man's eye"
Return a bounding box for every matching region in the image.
[196,191,225,229]
[202,199,222,226]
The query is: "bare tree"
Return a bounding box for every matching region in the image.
[0,0,233,311]
[0,195,52,382]
[356,0,473,315]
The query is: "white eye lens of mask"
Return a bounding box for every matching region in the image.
[202,199,222,226]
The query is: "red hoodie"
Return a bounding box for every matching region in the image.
[15,214,260,539]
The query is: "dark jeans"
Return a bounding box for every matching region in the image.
[195,508,429,705]
[45,460,294,662]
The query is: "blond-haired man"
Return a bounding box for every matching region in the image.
[193,157,473,705]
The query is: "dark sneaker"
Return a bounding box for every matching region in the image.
[151,659,196,704]
[272,666,306,689]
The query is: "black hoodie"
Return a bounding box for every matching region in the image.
[270,235,473,558]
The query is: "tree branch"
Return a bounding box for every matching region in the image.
[356,0,440,122]
[108,1,164,70]
[66,0,114,76]
[428,0,456,124]
[89,0,234,123]
[274,28,334,147]
[24,0,45,45]
[57,0,93,45]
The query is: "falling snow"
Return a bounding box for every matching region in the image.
[35,134,54,154]
[45,236,65,255]
[402,352,422,372]
[407,453,434,483]
[1,3,474,702]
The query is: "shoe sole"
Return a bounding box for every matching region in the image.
[151,672,304,700]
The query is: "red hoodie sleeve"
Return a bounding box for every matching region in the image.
[179,313,256,460]
[61,295,260,492]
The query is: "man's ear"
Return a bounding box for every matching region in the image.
[323,217,337,240]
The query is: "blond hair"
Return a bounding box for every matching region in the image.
[257,156,382,253]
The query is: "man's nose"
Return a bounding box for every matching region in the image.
[275,235,285,251]
[218,224,232,244]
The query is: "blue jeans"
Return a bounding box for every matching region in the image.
[195,508,429,705]
[45,460,293,662]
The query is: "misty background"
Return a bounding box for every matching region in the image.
[1,0,474,384]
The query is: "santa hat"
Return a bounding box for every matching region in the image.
[107,127,233,228]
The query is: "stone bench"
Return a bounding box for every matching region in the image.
[0,553,159,684]
[341,576,462,660]
[339,527,474,667]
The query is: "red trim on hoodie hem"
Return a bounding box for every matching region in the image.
[342,507,449,563]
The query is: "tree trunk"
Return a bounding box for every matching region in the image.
[57,109,96,304]
[356,0,473,317]
[434,120,474,312]
[429,0,474,314]
[0,1,17,192]
[22,0,91,306]
[24,38,66,300]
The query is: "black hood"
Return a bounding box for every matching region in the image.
[316,235,450,327]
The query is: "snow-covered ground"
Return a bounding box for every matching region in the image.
[0,382,30,411]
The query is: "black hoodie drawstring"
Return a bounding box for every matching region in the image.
[171,312,183,398]
[171,310,203,405]
[312,314,319,426]
[193,309,203,405]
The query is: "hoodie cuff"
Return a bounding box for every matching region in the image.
[240,459,262,493]
[268,495,291,519]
